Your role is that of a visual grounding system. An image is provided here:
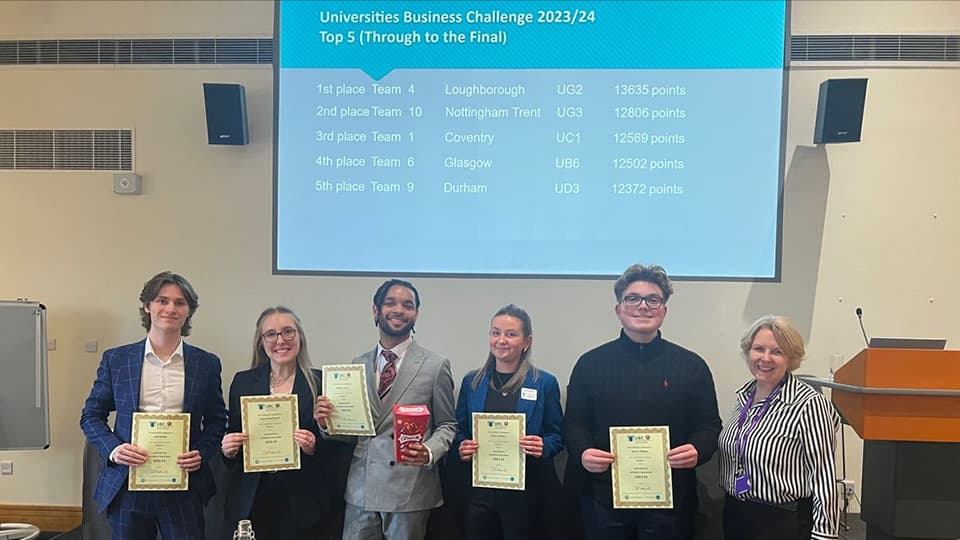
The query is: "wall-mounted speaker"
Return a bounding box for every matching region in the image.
[814,78,868,144]
[202,83,249,145]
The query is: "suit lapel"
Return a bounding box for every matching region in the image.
[470,371,489,417]
[254,364,270,394]
[357,350,381,423]
[129,340,146,409]
[291,366,306,396]
[374,342,424,431]
[516,370,536,420]
[384,342,424,405]
[182,344,197,412]
[290,367,308,423]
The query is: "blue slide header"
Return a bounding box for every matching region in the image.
[280,1,786,78]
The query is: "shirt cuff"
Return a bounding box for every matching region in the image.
[109,444,122,464]
[424,445,435,468]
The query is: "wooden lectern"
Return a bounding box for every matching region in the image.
[832,348,960,540]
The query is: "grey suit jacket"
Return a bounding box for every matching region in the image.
[344,340,457,512]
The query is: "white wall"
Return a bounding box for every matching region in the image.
[0,0,958,510]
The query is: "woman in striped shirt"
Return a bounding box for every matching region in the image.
[718,315,840,540]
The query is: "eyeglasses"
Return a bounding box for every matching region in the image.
[619,294,665,309]
[262,328,298,343]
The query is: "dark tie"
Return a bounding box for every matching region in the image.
[378,350,398,399]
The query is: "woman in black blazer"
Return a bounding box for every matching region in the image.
[220,306,349,540]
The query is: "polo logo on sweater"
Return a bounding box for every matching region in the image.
[663,379,669,388]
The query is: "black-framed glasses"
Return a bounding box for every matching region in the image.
[619,294,665,309]
[262,328,298,343]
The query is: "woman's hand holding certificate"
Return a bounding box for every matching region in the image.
[472,412,526,491]
[240,394,300,473]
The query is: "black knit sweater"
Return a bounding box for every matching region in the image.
[562,330,722,516]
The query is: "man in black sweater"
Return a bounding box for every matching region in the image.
[563,263,721,540]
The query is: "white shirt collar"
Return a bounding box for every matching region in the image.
[144,337,185,364]
[377,336,413,360]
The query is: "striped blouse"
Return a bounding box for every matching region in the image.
[718,371,841,540]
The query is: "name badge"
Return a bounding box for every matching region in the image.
[520,388,537,401]
[734,473,751,496]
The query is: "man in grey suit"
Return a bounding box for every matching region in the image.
[315,279,457,540]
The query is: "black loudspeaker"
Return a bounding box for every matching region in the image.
[202,83,249,145]
[814,78,868,144]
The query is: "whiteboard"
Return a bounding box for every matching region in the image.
[0,301,50,450]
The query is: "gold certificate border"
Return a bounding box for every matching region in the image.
[128,412,190,491]
[472,412,526,491]
[240,394,301,473]
[323,364,376,436]
[609,425,673,509]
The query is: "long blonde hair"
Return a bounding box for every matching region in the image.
[251,306,318,401]
[470,304,538,394]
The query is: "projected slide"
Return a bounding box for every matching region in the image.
[275,1,787,278]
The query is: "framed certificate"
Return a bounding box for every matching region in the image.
[240,394,300,473]
[128,412,190,491]
[609,425,673,509]
[323,364,375,436]
[472,412,526,491]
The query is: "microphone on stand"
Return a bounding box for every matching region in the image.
[856,307,870,348]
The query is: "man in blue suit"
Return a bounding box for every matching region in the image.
[80,271,227,540]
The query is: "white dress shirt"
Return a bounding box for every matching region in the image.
[109,338,185,462]
[139,337,186,413]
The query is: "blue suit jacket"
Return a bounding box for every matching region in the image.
[80,339,228,513]
[454,368,564,460]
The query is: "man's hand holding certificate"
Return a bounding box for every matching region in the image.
[322,364,375,436]
[472,412,526,490]
[128,412,190,491]
[609,426,674,509]
[240,394,301,473]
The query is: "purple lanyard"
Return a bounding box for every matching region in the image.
[734,381,784,471]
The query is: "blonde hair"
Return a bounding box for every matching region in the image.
[251,306,318,401]
[470,304,538,393]
[739,315,805,371]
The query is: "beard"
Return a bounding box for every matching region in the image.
[376,311,415,338]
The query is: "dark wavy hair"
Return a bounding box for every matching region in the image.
[373,279,421,310]
[372,279,421,331]
[138,271,199,336]
[613,263,674,303]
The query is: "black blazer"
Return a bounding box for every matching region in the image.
[221,365,350,536]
